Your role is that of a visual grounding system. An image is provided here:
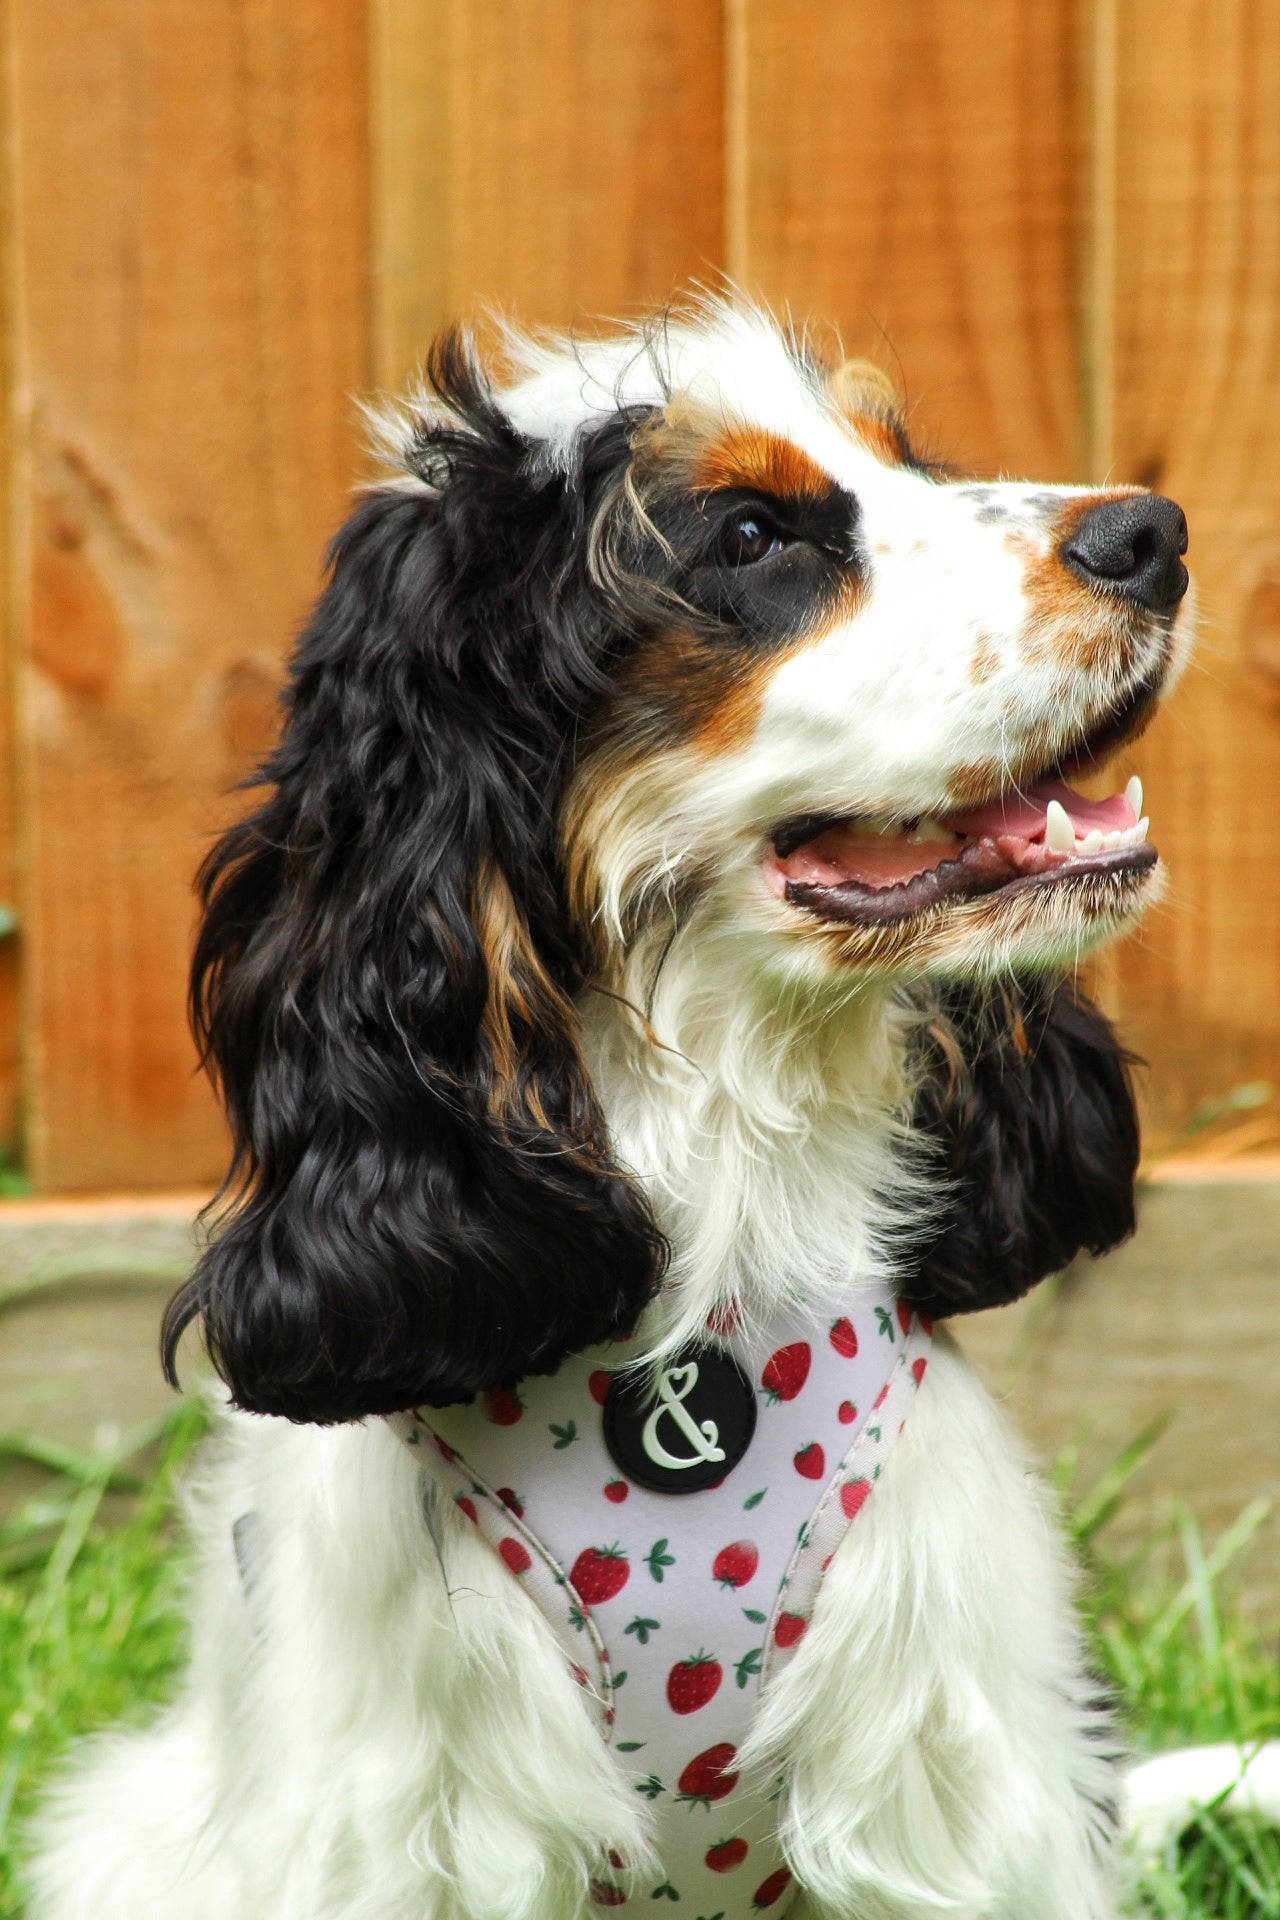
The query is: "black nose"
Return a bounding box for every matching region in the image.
[1062,494,1189,615]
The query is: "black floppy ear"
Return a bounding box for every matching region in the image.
[164,333,665,1423]
[898,979,1140,1319]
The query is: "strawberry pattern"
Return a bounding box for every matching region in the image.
[388,1286,930,1917]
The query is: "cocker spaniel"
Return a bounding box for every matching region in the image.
[30,301,1191,1920]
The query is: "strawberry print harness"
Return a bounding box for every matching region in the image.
[388,1288,931,1916]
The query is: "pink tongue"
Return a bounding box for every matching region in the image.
[770,778,1139,895]
[946,779,1134,838]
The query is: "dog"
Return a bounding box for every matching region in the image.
[29,300,1191,1920]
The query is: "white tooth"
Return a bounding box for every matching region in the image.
[1125,776,1144,821]
[1136,816,1149,841]
[1081,829,1104,853]
[1044,799,1075,853]
[910,816,952,844]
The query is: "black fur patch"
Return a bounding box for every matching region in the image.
[164,332,668,1423]
[899,981,1141,1317]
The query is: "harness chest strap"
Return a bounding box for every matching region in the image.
[389,1292,931,1916]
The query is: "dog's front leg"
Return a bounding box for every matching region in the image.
[29,1414,651,1920]
[747,1333,1122,1920]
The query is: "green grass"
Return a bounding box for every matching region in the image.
[0,1404,1276,1919]
[1059,1420,1280,1918]
[0,1399,209,1920]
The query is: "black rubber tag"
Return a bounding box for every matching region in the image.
[602,1345,757,1495]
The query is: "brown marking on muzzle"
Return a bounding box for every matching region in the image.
[1008,491,1150,675]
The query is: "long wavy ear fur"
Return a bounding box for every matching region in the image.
[164,332,666,1423]
[899,979,1140,1318]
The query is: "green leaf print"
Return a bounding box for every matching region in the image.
[742,1488,766,1510]
[875,1304,895,1341]
[550,1420,578,1448]
[636,1773,666,1799]
[734,1646,762,1687]
[625,1616,662,1644]
[616,1740,646,1752]
[742,1607,766,1624]
[645,1538,676,1581]
[652,1884,680,1901]
[613,1670,628,1686]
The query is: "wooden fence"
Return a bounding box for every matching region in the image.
[1,0,1278,1191]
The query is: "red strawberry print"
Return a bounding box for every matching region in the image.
[677,1742,739,1804]
[706,1298,744,1337]
[838,1399,857,1425]
[571,1544,630,1604]
[433,1435,457,1462]
[482,1386,523,1425]
[840,1476,871,1519]
[774,1611,808,1648]
[499,1537,531,1575]
[829,1315,858,1358]
[873,1381,890,1410]
[794,1441,825,1480]
[588,1369,613,1406]
[761,1340,811,1403]
[912,1355,928,1385]
[589,1883,626,1907]
[897,1298,913,1336]
[712,1539,759,1589]
[666,1651,723,1714]
[604,1478,629,1504]
[753,1865,793,1908]
[496,1486,523,1516]
[706,1835,749,1871]
[455,1495,478,1524]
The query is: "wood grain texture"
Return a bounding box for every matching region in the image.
[373,0,724,391]
[0,1,22,1159]
[735,0,1087,480]
[1101,0,1280,1137]
[8,0,370,1188]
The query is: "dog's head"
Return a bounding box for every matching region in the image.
[166,305,1190,1421]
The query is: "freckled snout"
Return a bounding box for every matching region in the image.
[1061,494,1189,616]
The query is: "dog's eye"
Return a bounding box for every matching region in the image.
[720,512,785,567]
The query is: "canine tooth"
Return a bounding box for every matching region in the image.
[1081,829,1104,853]
[1044,799,1075,853]
[910,816,952,844]
[1125,776,1144,820]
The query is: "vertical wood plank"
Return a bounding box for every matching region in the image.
[0,0,23,1163]
[736,0,1086,481]
[1105,0,1280,1137]
[9,0,370,1189]
[373,0,725,392]
[372,0,454,391]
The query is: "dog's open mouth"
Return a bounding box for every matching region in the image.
[765,774,1155,928]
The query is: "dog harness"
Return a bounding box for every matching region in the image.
[388,1287,931,1917]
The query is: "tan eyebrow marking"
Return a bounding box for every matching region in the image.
[689,427,838,502]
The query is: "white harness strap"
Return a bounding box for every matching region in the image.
[389,1288,931,1916]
